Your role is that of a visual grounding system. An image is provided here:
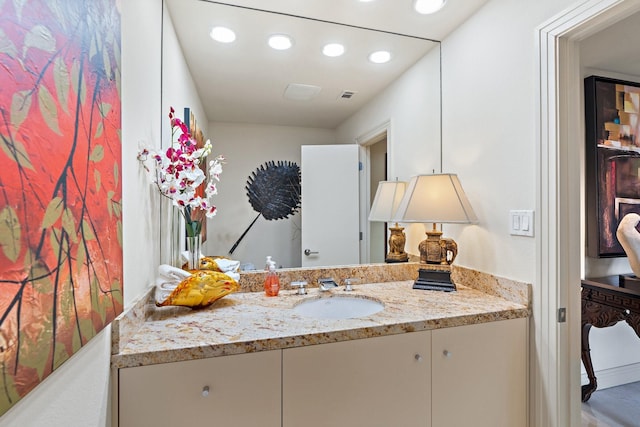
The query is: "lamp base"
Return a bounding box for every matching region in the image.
[386,257,409,263]
[418,224,458,265]
[413,267,456,292]
[386,225,408,263]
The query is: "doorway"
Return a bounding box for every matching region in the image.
[369,135,388,263]
[358,123,391,265]
[537,1,640,425]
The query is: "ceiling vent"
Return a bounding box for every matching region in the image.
[339,90,357,100]
[284,83,321,101]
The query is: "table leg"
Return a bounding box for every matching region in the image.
[581,322,597,402]
[580,295,628,402]
[626,312,640,339]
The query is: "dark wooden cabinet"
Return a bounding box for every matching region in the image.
[581,276,640,401]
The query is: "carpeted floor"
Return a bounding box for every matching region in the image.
[582,381,640,427]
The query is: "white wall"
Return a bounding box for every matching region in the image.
[440,0,576,282]
[336,47,442,256]
[208,122,336,268]
[441,0,640,390]
[0,0,162,426]
[162,3,208,145]
[160,3,210,265]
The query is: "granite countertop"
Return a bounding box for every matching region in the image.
[111,278,529,369]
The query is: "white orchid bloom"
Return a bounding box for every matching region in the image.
[178,167,205,187]
[205,182,218,197]
[142,108,225,230]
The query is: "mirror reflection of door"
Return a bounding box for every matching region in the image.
[301,145,360,267]
[368,135,388,263]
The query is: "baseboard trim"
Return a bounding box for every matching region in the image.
[582,363,640,390]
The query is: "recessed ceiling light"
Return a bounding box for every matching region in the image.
[323,43,345,57]
[268,34,293,50]
[414,0,446,14]
[358,0,375,2]
[210,26,236,43]
[368,50,391,64]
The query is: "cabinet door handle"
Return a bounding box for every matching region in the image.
[202,386,210,397]
[443,350,452,358]
[414,354,423,362]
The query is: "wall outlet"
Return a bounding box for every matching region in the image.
[509,210,534,237]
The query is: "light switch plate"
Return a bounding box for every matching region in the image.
[509,210,534,237]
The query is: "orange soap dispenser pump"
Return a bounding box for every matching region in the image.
[264,257,280,297]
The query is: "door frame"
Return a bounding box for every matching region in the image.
[536,0,640,425]
[357,120,392,264]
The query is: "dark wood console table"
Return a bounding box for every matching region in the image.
[581,276,640,402]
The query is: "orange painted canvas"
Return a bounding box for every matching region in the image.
[0,0,122,415]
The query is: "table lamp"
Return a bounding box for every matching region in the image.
[368,181,408,263]
[392,173,477,291]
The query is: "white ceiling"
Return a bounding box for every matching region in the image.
[165,0,489,128]
[580,11,640,77]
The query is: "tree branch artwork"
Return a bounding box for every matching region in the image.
[0,0,122,415]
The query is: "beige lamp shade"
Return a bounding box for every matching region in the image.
[368,181,407,222]
[392,174,478,224]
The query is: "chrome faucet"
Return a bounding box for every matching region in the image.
[343,278,360,292]
[291,281,308,295]
[318,278,338,291]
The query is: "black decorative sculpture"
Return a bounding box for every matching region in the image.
[229,161,301,254]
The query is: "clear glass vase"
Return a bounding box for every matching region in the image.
[185,234,201,270]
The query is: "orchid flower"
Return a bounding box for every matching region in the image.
[137,107,224,237]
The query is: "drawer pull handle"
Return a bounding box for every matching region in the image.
[202,386,210,397]
[443,350,452,358]
[414,354,423,362]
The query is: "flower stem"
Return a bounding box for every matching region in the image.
[183,206,201,237]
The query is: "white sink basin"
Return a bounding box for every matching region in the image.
[293,296,384,319]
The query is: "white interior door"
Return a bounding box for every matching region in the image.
[301,145,360,267]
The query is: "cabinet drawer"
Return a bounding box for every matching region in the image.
[118,350,281,427]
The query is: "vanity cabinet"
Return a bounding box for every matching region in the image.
[117,350,281,427]
[431,318,528,427]
[282,331,432,427]
[115,319,527,427]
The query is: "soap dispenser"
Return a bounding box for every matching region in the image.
[264,260,280,297]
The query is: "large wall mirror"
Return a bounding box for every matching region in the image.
[161,0,442,269]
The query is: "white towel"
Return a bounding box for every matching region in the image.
[213,258,241,281]
[155,264,192,305]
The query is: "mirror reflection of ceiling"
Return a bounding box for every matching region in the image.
[164,0,488,129]
[188,0,490,42]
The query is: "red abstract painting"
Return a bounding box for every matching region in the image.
[0,0,122,415]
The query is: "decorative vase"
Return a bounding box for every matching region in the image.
[186,234,202,270]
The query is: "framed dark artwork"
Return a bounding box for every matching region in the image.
[0,0,122,415]
[585,76,640,258]
[184,107,208,242]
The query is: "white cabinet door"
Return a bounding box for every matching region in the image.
[118,350,281,427]
[283,332,431,427]
[431,318,527,427]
